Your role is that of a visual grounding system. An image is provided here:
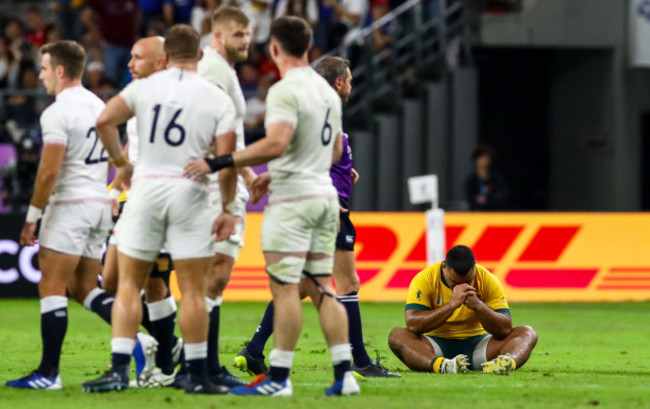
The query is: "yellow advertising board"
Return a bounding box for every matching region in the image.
[170,213,650,302]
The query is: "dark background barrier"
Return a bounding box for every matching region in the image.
[0,214,40,298]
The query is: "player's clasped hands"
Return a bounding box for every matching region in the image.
[449,283,477,309]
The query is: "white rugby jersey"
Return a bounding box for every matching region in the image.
[125,117,139,163]
[198,46,250,206]
[120,67,236,180]
[40,85,109,201]
[265,66,342,199]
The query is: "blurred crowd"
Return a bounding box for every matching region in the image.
[0,0,517,212]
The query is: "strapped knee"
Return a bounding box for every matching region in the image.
[266,256,305,285]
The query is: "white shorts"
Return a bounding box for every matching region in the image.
[209,195,247,259]
[261,196,338,282]
[39,198,111,260]
[116,178,213,262]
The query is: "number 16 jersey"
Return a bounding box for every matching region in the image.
[40,85,108,201]
[120,67,236,181]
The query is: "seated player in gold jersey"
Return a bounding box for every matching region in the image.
[388,245,537,375]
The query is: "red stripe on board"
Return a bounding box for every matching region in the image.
[385,269,422,288]
[609,267,650,272]
[356,226,398,262]
[601,276,650,281]
[505,269,598,288]
[405,234,426,262]
[472,226,523,262]
[225,284,269,289]
[445,226,465,253]
[518,226,580,262]
[597,285,650,290]
[357,269,382,285]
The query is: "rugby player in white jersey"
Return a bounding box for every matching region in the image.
[82,25,238,394]
[193,5,258,388]
[102,36,182,386]
[185,16,360,396]
[6,41,113,390]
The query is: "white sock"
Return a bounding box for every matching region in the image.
[146,296,177,321]
[111,337,136,355]
[269,349,294,369]
[40,296,68,314]
[330,343,351,365]
[184,342,208,361]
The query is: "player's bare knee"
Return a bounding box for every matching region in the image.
[388,327,408,350]
[518,325,538,344]
[145,278,167,302]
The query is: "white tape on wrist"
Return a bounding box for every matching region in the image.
[109,188,122,201]
[26,205,42,223]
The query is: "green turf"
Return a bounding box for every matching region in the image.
[1,300,650,408]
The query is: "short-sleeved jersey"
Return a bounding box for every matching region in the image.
[126,117,139,164]
[40,86,108,201]
[119,67,236,181]
[197,46,250,204]
[265,66,342,200]
[405,262,510,339]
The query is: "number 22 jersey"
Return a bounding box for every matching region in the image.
[40,85,108,201]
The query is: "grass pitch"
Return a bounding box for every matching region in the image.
[1,300,650,408]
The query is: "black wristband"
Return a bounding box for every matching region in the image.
[205,154,234,172]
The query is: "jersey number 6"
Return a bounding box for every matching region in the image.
[150,104,186,147]
[321,107,332,146]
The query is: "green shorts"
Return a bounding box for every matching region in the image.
[425,334,492,370]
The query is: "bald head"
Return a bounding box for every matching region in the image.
[128,36,165,79]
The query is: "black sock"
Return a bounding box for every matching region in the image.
[37,301,68,376]
[339,292,370,367]
[187,358,208,379]
[269,366,290,383]
[334,361,351,382]
[111,353,131,370]
[207,301,221,375]
[89,291,113,325]
[140,297,153,334]
[150,312,176,375]
[247,301,274,359]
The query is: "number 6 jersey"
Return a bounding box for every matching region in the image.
[119,67,236,180]
[40,85,108,201]
[265,66,342,200]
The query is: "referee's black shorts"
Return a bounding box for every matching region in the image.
[336,196,356,252]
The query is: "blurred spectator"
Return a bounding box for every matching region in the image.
[4,19,33,63]
[367,0,392,52]
[324,0,367,49]
[53,0,86,41]
[95,77,118,102]
[256,44,280,80]
[85,61,105,94]
[238,61,259,94]
[87,0,139,87]
[0,37,13,88]
[308,45,324,63]
[244,73,272,144]
[25,6,51,49]
[465,145,510,211]
[274,0,319,27]
[191,0,220,34]
[46,25,62,43]
[0,125,41,212]
[138,0,171,36]
[167,0,197,24]
[4,61,40,128]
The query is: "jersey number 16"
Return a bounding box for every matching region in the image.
[150,104,186,147]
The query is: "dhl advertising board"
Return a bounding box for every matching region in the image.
[3,213,650,302]
[168,213,650,302]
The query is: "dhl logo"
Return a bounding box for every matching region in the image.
[170,213,650,302]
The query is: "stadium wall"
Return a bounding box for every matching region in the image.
[2,212,650,302]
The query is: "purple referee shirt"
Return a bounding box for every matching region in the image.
[330,133,353,199]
